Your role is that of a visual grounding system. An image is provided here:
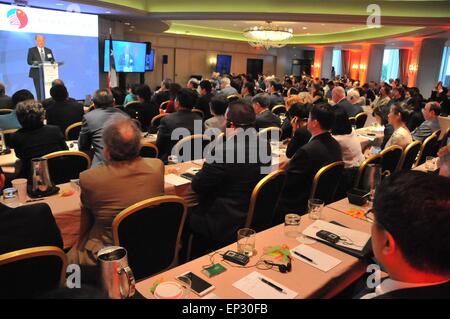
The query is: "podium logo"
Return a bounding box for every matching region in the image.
[7,8,28,29]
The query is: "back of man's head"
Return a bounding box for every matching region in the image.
[93,89,114,108]
[310,102,335,131]
[373,172,450,276]
[50,85,69,102]
[12,89,34,108]
[162,79,172,90]
[52,79,65,87]
[103,114,142,162]
[252,93,271,109]
[199,80,212,94]
[226,100,256,129]
[176,88,197,110]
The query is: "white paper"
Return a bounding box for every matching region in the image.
[291,244,342,272]
[202,293,221,299]
[184,167,201,175]
[302,220,371,252]
[233,271,297,299]
[165,174,191,186]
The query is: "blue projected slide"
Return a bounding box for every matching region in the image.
[104,40,147,73]
[146,48,155,72]
[0,4,99,100]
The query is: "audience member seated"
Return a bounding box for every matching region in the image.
[151,79,171,109]
[67,114,164,266]
[196,80,214,119]
[110,87,126,109]
[332,86,362,117]
[310,83,324,104]
[358,172,450,299]
[347,89,365,108]
[0,169,63,255]
[286,103,312,158]
[163,83,182,114]
[276,103,342,222]
[124,83,138,105]
[0,89,31,131]
[242,82,256,105]
[219,77,238,98]
[187,101,270,248]
[372,85,392,118]
[78,89,124,167]
[187,78,200,98]
[373,108,394,150]
[281,95,302,140]
[412,102,441,142]
[384,103,413,149]
[252,93,281,129]
[438,146,450,177]
[0,82,12,109]
[9,100,68,180]
[268,80,285,109]
[41,79,76,110]
[46,85,84,136]
[430,81,447,104]
[124,84,158,132]
[204,95,228,132]
[156,88,203,162]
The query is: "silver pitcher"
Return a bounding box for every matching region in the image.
[97,246,135,299]
[362,164,391,201]
[31,158,54,193]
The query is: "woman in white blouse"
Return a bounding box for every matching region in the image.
[385,103,413,149]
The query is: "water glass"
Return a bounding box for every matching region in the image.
[11,179,28,203]
[237,228,256,257]
[3,188,18,204]
[308,199,324,220]
[284,214,301,238]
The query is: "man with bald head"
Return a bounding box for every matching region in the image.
[68,114,165,266]
[332,86,362,118]
[27,35,55,101]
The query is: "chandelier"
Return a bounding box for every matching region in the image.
[243,21,294,50]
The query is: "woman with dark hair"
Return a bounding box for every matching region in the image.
[372,107,394,150]
[286,102,312,158]
[309,83,324,104]
[124,83,139,105]
[430,81,447,104]
[9,100,68,180]
[385,103,413,149]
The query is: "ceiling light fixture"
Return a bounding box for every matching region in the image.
[243,21,293,50]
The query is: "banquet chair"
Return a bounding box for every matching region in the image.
[43,150,91,184]
[0,109,13,115]
[245,170,286,232]
[140,142,159,159]
[310,161,345,205]
[227,94,241,102]
[355,113,368,129]
[172,134,211,162]
[0,246,67,299]
[415,130,440,166]
[271,105,287,116]
[150,114,167,130]
[439,127,450,149]
[354,153,382,189]
[124,101,140,108]
[192,108,205,118]
[397,141,422,171]
[380,145,403,174]
[65,122,82,141]
[258,126,282,141]
[160,100,170,111]
[112,196,187,280]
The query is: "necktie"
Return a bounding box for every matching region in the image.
[40,48,45,61]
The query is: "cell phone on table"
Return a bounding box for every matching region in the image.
[177,271,215,297]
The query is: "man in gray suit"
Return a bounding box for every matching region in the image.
[78,89,125,167]
[218,77,238,98]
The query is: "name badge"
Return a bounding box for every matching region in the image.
[47,53,52,58]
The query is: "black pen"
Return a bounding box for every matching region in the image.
[26,198,45,203]
[294,251,317,265]
[258,277,287,294]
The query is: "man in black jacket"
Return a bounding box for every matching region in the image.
[252,93,281,129]
[332,86,361,118]
[275,103,342,222]
[358,172,450,299]
[196,80,214,119]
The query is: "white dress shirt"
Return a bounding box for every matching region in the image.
[332,131,365,168]
[385,126,412,149]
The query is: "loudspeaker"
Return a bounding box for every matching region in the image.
[162,55,168,64]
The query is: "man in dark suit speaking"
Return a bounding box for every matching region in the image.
[27,35,55,101]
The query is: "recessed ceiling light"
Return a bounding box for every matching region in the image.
[321,23,325,26]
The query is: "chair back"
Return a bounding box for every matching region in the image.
[349,117,356,127]
[416,130,440,166]
[0,109,13,115]
[310,161,345,205]
[112,196,187,280]
[150,114,167,130]
[355,113,368,129]
[440,127,450,149]
[160,100,170,110]
[124,101,140,108]
[245,170,286,232]
[65,122,82,141]
[192,108,204,118]
[43,151,91,184]
[271,105,287,116]
[0,246,67,298]
[258,127,282,141]
[355,154,382,189]
[380,145,403,174]
[140,143,159,159]
[227,94,241,102]
[172,134,211,162]
[397,141,422,171]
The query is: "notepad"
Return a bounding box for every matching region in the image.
[233,271,297,299]
[164,174,191,186]
[291,244,342,272]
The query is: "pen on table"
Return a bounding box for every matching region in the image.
[258,277,287,295]
[26,198,45,203]
[293,251,317,265]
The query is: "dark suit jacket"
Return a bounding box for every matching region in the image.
[0,203,63,255]
[0,96,13,109]
[123,101,158,132]
[78,107,125,167]
[8,125,68,179]
[256,110,281,129]
[27,47,55,79]
[190,133,268,243]
[337,99,363,118]
[156,110,203,162]
[286,127,312,158]
[276,132,342,221]
[42,97,77,110]
[196,93,214,119]
[46,100,85,135]
[151,91,171,110]
[269,93,285,110]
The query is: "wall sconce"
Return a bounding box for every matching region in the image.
[409,64,418,72]
[209,57,217,65]
[352,63,359,70]
[313,63,321,68]
[359,64,367,70]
